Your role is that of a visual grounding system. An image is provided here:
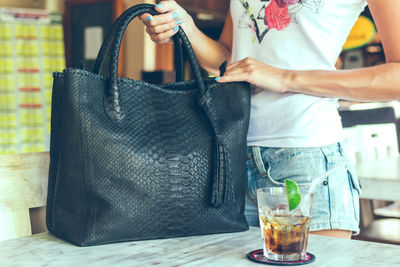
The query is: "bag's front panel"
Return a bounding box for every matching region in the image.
[48,68,250,246]
[79,77,248,244]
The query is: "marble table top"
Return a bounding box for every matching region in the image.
[1,227,399,267]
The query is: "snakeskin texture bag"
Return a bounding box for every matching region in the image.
[46,4,250,246]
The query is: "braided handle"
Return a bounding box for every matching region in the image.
[99,4,206,118]
[93,6,184,82]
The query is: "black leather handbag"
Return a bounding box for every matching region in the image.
[46,3,250,246]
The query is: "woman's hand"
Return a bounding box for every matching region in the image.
[215,57,291,94]
[139,0,195,43]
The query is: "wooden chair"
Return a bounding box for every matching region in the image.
[0,152,49,241]
[340,107,400,244]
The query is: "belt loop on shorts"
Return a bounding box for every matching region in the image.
[252,146,285,186]
[252,146,268,178]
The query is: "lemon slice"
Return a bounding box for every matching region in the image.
[284,179,301,211]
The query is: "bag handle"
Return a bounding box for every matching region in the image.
[98,3,206,119]
[92,6,184,82]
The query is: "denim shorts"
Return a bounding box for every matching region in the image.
[245,142,361,234]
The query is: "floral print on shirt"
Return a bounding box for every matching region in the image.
[238,0,324,43]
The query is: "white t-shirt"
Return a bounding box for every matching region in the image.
[230,0,367,147]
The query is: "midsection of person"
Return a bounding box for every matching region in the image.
[230,0,367,148]
[138,0,373,238]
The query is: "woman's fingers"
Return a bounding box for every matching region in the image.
[146,27,179,43]
[139,1,186,43]
[216,71,249,83]
[216,58,257,83]
[142,11,178,25]
[224,61,242,72]
[225,57,255,73]
[139,13,151,22]
[154,1,178,13]
[145,13,181,34]
[214,57,287,94]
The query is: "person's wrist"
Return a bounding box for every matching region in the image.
[283,69,299,94]
[280,69,298,93]
[180,14,196,38]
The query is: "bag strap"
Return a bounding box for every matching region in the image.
[92,6,184,82]
[93,3,206,120]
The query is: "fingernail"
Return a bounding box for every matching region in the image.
[173,26,179,31]
[156,4,162,9]
[176,19,182,25]
[172,12,179,19]
[215,77,221,81]
[146,16,152,21]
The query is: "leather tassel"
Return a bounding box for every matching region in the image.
[210,140,234,207]
[222,148,234,205]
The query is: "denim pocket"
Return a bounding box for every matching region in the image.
[268,149,322,186]
[347,165,361,195]
[346,166,361,226]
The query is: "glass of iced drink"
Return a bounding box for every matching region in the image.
[257,186,314,261]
